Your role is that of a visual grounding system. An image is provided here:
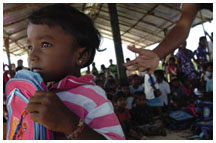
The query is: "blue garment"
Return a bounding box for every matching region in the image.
[175,48,197,81]
[194,47,208,64]
[206,79,213,92]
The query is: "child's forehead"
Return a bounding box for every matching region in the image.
[27,23,75,41]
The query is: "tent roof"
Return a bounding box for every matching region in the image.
[3,3,213,56]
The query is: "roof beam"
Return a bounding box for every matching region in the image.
[121,4,159,36]
[117,4,175,24]
[5,27,26,36]
[96,15,163,39]
[100,8,163,31]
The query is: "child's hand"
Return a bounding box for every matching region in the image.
[26,91,79,135]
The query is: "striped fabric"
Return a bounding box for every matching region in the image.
[50,74,125,140]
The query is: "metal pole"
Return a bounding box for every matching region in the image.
[108,3,127,84]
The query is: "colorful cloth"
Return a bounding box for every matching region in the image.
[50,74,125,140]
[194,46,208,64]
[175,48,197,81]
[115,109,131,123]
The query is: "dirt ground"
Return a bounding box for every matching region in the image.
[146,128,194,140]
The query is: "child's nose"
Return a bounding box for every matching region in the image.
[29,47,40,62]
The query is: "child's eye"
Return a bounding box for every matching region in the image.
[27,45,33,51]
[41,42,52,48]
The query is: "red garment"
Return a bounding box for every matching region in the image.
[116,109,131,123]
[168,65,177,74]
[3,71,10,84]
[181,85,191,97]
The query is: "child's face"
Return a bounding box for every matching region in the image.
[200,39,207,47]
[132,77,139,86]
[121,86,129,95]
[135,96,146,106]
[172,80,180,88]
[27,23,82,82]
[116,97,127,108]
[169,59,175,65]
[183,79,191,88]
[155,75,162,83]
[207,66,213,73]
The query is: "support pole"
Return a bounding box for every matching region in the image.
[108,4,127,84]
[4,37,12,76]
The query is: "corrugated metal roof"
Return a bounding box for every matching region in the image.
[3,3,213,56]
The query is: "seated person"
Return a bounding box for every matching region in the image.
[114,92,144,140]
[119,83,134,110]
[170,78,187,109]
[130,91,166,136]
[129,74,144,95]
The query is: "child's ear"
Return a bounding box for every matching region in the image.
[76,48,91,67]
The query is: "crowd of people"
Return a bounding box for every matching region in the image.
[85,35,213,139]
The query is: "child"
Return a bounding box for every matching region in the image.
[154,70,171,108]
[114,92,144,140]
[170,78,186,109]
[130,91,153,125]
[17,4,124,140]
[104,78,117,101]
[168,56,178,80]
[119,83,134,110]
[129,74,144,95]
[181,76,193,102]
[204,62,213,93]
[130,92,166,136]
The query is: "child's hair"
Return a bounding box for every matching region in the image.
[119,82,129,88]
[169,56,176,63]
[129,74,139,82]
[132,91,146,106]
[27,4,101,67]
[113,91,127,102]
[104,78,116,89]
[154,70,165,80]
[170,77,180,84]
[206,62,213,68]
[199,36,207,42]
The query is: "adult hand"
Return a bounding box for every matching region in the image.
[123,46,160,74]
[26,91,78,135]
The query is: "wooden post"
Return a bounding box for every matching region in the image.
[4,37,12,76]
[108,4,127,84]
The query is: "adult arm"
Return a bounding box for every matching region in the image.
[153,3,200,59]
[124,4,200,73]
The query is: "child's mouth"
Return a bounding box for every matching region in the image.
[32,68,42,73]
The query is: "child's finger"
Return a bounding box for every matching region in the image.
[29,95,44,103]
[26,103,41,113]
[34,90,47,96]
[29,112,41,123]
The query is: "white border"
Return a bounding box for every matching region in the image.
[2,1,215,143]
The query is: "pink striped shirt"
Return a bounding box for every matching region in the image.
[50,74,125,140]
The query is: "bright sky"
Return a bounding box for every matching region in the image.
[3,21,213,72]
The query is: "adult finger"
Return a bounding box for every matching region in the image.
[147,68,154,74]
[127,46,142,54]
[123,59,138,67]
[138,67,148,72]
[127,65,139,71]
